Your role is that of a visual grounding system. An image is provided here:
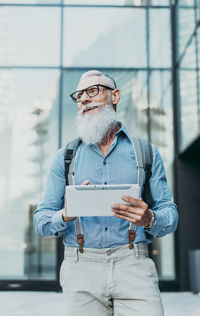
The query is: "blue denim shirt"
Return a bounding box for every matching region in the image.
[34,123,178,248]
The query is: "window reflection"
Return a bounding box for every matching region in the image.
[0,0,61,4]
[0,69,59,279]
[150,71,175,280]
[149,0,169,4]
[64,0,169,5]
[150,9,171,67]
[179,70,198,151]
[178,0,195,6]
[181,35,196,68]
[63,8,146,67]
[178,6,196,57]
[197,1,200,21]
[64,0,148,5]
[0,6,60,66]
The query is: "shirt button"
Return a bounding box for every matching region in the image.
[105,227,108,231]
[104,181,107,185]
[103,161,106,165]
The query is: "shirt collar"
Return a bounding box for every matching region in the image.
[116,122,133,143]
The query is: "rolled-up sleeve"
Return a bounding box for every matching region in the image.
[144,145,178,238]
[34,148,70,238]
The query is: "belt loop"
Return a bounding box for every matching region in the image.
[134,243,139,258]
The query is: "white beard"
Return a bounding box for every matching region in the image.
[76,104,117,145]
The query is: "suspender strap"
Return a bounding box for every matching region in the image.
[64,138,84,253]
[74,218,84,253]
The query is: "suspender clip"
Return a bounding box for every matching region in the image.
[77,234,84,253]
[128,230,135,249]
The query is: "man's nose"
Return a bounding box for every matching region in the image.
[79,91,91,104]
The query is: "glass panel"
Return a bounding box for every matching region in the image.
[64,0,169,5]
[179,70,199,151]
[0,0,61,4]
[0,69,60,279]
[178,7,196,57]
[0,6,60,66]
[63,8,146,67]
[197,0,200,21]
[64,0,148,5]
[150,71,173,188]
[181,34,196,68]
[61,69,148,146]
[149,9,171,68]
[198,23,200,126]
[149,71,175,280]
[178,0,195,6]
[149,0,169,5]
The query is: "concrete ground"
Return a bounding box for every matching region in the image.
[0,291,200,316]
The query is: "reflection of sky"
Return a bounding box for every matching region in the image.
[64,7,146,67]
[10,70,59,198]
[4,6,60,66]
[15,70,59,108]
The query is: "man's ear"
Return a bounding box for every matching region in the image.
[112,89,120,106]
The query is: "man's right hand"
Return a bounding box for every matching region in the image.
[62,180,90,222]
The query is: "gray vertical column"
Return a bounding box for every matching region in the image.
[171,1,180,290]
[194,0,200,130]
[146,4,151,143]
[56,0,65,286]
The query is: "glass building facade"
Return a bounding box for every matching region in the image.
[0,0,199,290]
[177,0,200,152]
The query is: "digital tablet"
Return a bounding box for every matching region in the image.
[65,184,140,217]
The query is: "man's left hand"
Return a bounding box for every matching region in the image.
[111,195,152,227]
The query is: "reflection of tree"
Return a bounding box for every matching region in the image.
[28,108,49,277]
[31,108,48,199]
[24,82,59,279]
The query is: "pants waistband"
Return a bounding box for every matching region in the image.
[64,244,148,261]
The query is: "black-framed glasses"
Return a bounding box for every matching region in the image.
[70,84,114,103]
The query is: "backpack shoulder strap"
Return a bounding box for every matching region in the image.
[132,137,153,207]
[64,137,84,252]
[64,137,82,185]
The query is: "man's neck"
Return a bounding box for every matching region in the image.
[97,123,120,157]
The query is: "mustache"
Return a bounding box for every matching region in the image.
[77,102,104,114]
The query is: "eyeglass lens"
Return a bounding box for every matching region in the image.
[73,85,99,103]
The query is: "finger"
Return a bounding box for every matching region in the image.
[67,216,77,221]
[81,180,90,186]
[111,203,130,212]
[121,195,142,206]
[112,209,141,221]
[111,204,144,216]
[113,213,137,224]
[122,195,147,209]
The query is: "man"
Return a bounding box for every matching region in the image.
[34,70,178,316]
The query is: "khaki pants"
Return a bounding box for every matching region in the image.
[60,244,164,316]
